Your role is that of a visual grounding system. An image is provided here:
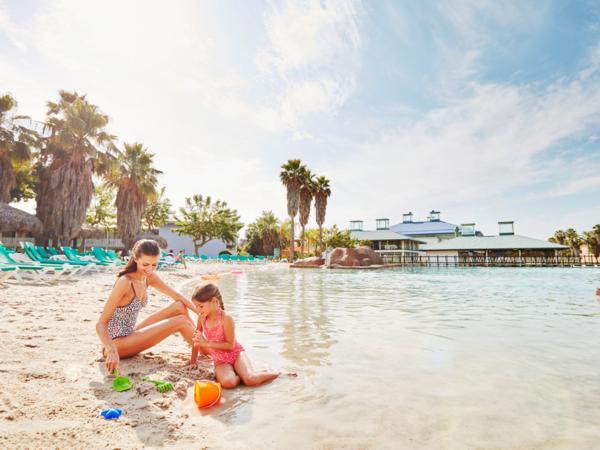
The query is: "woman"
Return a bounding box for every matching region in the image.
[96,239,197,374]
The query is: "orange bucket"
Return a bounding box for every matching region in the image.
[194,380,222,409]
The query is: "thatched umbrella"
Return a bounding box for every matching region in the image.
[77,225,106,240]
[134,233,167,249]
[0,202,43,235]
[76,225,108,250]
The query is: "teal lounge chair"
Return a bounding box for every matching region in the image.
[61,246,109,271]
[21,242,89,276]
[91,247,124,266]
[0,246,64,283]
[0,266,19,285]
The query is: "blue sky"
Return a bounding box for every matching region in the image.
[1,0,599,238]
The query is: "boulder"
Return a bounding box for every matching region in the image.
[328,246,384,268]
[291,256,325,268]
[355,245,384,265]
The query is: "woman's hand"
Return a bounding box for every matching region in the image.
[105,348,120,374]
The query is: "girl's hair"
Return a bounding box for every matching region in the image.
[192,282,225,310]
[117,239,161,277]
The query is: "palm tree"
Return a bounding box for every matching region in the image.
[298,168,315,258]
[246,211,281,256]
[280,159,306,262]
[564,228,582,257]
[36,91,117,244]
[0,93,37,202]
[313,175,331,253]
[549,230,566,245]
[107,142,161,251]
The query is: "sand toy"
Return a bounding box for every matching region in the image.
[194,380,222,409]
[201,273,221,281]
[142,377,174,393]
[100,408,122,420]
[112,369,133,392]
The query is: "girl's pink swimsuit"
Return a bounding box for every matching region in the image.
[202,310,244,366]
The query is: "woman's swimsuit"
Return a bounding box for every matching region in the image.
[107,278,148,339]
[202,310,244,366]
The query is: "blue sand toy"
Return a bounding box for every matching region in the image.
[100,408,123,420]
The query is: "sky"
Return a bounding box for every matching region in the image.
[1,0,599,239]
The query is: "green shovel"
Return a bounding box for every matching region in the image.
[112,369,133,392]
[142,377,174,393]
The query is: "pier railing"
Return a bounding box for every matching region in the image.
[379,252,600,267]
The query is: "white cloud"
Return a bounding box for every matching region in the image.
[324,55,600,236]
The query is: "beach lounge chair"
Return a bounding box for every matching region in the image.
[105,250,125,263]
[21,242,91,276]
[91,247,125,267]
[60,246,110,272]
[0,266,19,286]
[36,246,51,259]
[0,246,64,283]
[47,246,60,256]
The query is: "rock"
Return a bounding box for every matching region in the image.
[355,245,384,265]
[291,256,324,268]
[328,246,384,268]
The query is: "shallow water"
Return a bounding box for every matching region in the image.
[189,266,600,449]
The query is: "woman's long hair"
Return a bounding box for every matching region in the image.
[117,239,160,277]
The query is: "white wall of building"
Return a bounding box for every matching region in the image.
[158,225,227,257]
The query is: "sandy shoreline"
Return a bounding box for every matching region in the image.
[0,262,278,449]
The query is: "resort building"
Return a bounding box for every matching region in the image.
[421,221,568,257]
[389,210,480,245]
[349,218,424,261]
[158,223,227,257]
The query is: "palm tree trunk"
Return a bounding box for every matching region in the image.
[290,218,295,262]
[300,225,306,258]
[319,225,323,254]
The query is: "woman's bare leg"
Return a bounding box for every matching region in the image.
[113,315,195,358]
[233,352,282,387]
[215,364,240,389]
[136,301,193,332]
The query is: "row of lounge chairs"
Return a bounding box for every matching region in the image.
[196,254,267,263]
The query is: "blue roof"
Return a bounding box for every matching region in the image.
[390,220,458,235]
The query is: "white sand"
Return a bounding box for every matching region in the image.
[0,262,275,449]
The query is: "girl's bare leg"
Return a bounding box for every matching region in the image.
[135,301,193,336]
[215,364,240,389]
[233,352,285,387]
[113,315,195,357]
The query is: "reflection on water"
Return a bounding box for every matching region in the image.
[188,267,600,449]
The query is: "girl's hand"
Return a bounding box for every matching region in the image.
[105,348,120,374]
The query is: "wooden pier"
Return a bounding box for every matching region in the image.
[378,253,600,268]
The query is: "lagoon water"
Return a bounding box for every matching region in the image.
[189,266,600,449]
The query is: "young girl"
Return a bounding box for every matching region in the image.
[189,282,296,388]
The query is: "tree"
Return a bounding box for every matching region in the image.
[279,159,306,263]
[304,228,321,255]
[173,195,243,256]
[105,142,161,250]
[313,175,331,253]
[549,230,566,245]
[298,168,315,257]
[323,225,358,249]
[564,228,582,256]
[36,91,117,244]
[582,224,600,258]
[143,186,172,232]
[85,183,116,232]
[245,211,281,256]
[0,93,38,202]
